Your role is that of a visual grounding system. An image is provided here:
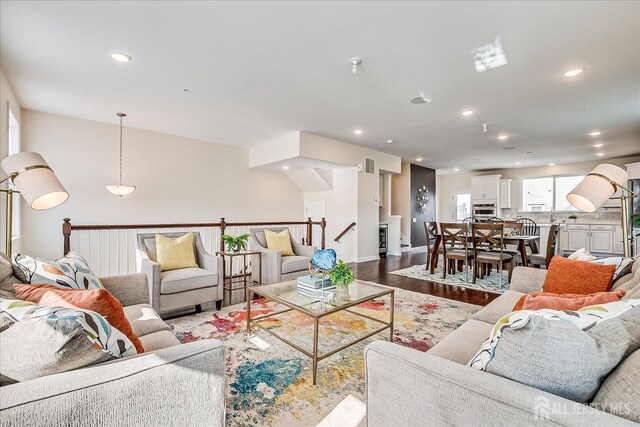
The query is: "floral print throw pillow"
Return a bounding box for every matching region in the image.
[12,252,104,290]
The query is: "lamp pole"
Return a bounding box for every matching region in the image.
[0,172,18,255]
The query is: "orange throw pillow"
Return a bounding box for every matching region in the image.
[542,255,616,294]
[512,290,626,311]
[14,283,144,354]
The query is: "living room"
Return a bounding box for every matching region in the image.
[1,1,639,426]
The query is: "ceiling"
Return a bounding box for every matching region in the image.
[1,1,639,171]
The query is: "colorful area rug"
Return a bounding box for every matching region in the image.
[166,286,480,426]
[390,264,510,294]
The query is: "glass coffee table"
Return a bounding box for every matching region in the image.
[246,280,394,385]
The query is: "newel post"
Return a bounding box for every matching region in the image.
[63,218,72,255]
[320,217,326,249]
[219,217,227,252]
[306,217,313,247]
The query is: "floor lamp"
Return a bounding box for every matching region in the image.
[567,163,637,258]
[1,152,69,255]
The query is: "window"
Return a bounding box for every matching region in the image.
[520,175,585,212]
[521,177,553,212]
[555,175,585,211]
[452,190,471,221]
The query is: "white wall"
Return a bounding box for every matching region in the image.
[304,167,358,262]
[0,69,22,253]
[20,110,304,259]
[437,155,640,222]
[391,163,411,242]
[299,132,402,262]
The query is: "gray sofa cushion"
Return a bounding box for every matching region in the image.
[0,253,20,298]
[160,268,218,294]
[484,306,640,403]
[470,290,523,325]
[0,318,113,384]
[138,330,181,352]
[124,303,172,337]
[281,255,310,274]
[428,319,492,365]
[592,349,640,423]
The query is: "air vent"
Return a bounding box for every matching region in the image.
[365,158,375,174]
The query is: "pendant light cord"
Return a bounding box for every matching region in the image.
[118,113,124,186]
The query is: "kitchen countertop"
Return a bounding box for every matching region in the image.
[535,221,622,226]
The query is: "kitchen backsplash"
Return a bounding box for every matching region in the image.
[501,208,622,223]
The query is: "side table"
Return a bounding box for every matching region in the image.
[216,250,262,302]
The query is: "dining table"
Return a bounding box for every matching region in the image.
[429,233,540,274]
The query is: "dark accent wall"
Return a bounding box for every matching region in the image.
[410,164,436,247]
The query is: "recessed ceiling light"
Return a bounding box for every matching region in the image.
[515,161,521,165]
[593,143,604,148]
[498,135,509,141]
[386,139,395,144]
[597,152,605,156]
[354,129,363,135]
[461,110,474,116]
[111,53,132,63]
[526,152,533,155]
[454,168,460,172]
[282,165,290,170]
[416,157,423,162]
[589,131,601,136]
[563,67,584,77]
[549,163,555,166]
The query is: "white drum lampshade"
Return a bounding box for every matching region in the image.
[567,164,629,212]
[1,152,69,210]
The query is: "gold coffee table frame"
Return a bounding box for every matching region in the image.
[246,280,394,385]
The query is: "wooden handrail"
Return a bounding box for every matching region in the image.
[62,217,327,254]
[334,222,356,242]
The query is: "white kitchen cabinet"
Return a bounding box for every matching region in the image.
[590,225,613,253]
[626,162,640,180]
[566,224,620,255]
[567,225,590,252]
[613,226,624,254]
[499,179,512,209]
[471,175,501,203]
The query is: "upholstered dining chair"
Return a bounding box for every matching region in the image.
[439,222,474,282]
[515,224,559,269]
[136,232,223,316]
[249,227,317,284]
[423,221,440,271]
[471,222,514,286]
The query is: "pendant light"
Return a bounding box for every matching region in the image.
[106,113,136,196]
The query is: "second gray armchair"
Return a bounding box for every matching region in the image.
[136,232,223,315]
[249,227,316,284]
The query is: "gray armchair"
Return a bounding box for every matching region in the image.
[136,232,223,315]
[249,227,316,284]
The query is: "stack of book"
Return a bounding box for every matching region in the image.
[297,275,335,298]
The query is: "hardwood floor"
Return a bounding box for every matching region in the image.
[221,250,499,308]
[350,251,499,307]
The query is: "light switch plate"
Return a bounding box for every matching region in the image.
[412,218,417,223]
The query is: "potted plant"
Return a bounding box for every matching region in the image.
[567,214,578,224]
[329,260,354,301]
[222,233,250,252]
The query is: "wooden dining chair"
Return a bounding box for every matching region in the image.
[471,223,514,286]
[515,217,538,236]
[502,222,524,255]
[423,221,440,271]
[439,222,474,282]
[486,217,505,223]
[520,224,559,269]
